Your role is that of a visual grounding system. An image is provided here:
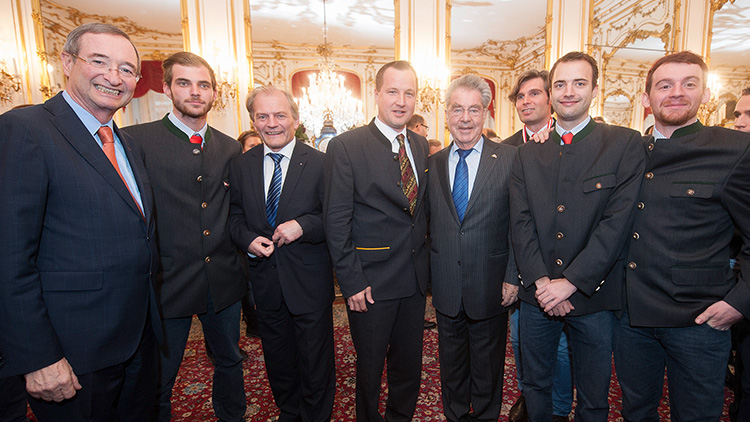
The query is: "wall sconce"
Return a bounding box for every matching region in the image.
[414,59,450,113]
[0,60,22,105]
[698,72,722,123]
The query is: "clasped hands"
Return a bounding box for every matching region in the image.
[535,276,577,317]
[247,220,303,257]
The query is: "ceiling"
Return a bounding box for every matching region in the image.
[51,0,750,66]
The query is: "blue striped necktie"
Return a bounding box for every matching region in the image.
[266,153,283,226]
[452,149,471,223]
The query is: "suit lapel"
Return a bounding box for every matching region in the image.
[437,146,460,223]
[46,95,144,221]
[249,146,269,228]
[465,137,496,218]
[276,140,307,221]
[116,125,150,222]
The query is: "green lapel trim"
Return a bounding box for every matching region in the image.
[668,120,704,139]
[551,119,596,144]
[160,114,213,143]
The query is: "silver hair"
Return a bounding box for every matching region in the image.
[445,74,492,109]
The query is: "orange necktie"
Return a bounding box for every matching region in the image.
[98,126,143,217]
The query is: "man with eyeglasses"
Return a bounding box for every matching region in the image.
[123,52,246,422]
[0,23,160,421]
[509,52,646,421]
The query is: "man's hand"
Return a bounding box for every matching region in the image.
[547,300,575,317]
[272,220,303,247]
[536,277,577,312]
[347,286,374,313]
[695,300,744,330]
[531,127,553,143]
[248,236,275,257]
[501,282,519,307]
[25,358,81,402]
[534,276,551,290]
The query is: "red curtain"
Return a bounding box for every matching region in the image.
[133,61,164,98]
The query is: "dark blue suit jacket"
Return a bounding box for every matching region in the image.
[0,93,160,377]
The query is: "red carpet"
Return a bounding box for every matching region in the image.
[26,298,736,420]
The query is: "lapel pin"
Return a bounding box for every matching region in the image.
[425,168,429,172]
[491,153,497,159]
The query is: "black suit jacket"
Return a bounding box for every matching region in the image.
[627,123,750,327]
[124,116,246,318]
[427,137,518,319]
[324,119,430,300]
[228,141,333,314]
[510,121,646,315]
[502,129,525,147]
[0,93,160,377]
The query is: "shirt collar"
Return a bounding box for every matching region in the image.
[168,112,208,139]
[556,115,591,137]
[653,127,668,140]
[62,90,113,136]
[263,138,296,159]
[449,136,485,156]
[374,116,408,144]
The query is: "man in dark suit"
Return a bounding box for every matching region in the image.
[614,51,750,421]
[0,23,160,421]
[324,60,430,422]
[510,52,646,421]
[427,74,518,421]
[229,85,334,422]
[503,69,572,422]
[123,52,246,422]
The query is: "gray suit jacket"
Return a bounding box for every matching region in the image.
[428,137,518,319]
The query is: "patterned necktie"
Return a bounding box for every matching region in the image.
[562,132,573,145]
[397,134,418,214]
[190,133,203,150]
[266,153,283,226]
[98,126,143,217]
[452,149,471,223]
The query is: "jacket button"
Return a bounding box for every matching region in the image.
[637,202,644,210]
[556,259,563,266]
[403,207,408,212]
[205,256,211,263]
[457,261,461,266]
[648,143,654,151]
[632,232,639,240]
[645,172,653,180]
[556,232,564,239]
[203,230,211,236]
[197,175,203,182]
[193,148,201,155]
[686,189,695,196]
[393,155,399,161]
[595,182,602,189]
[557,205,565,213]
[201,202,208,209]
[628,262,637,270]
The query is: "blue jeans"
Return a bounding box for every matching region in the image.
[157,296,245,422]
[614,309,730,422]
[519,301,614,422]
[510,307,572,416]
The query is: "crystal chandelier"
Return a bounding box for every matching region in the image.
[296,0,364,139]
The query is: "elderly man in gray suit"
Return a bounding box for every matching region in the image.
[427,74,519,422]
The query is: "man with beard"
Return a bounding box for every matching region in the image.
[510,52,645,421]
[123,52,246,422]
[615,51,750,421]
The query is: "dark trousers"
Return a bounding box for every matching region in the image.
[436,308,508,422]
[156,297,245,422]
[27,322,157,422]
[520,301,615,422]
[347,291,426,422]
[735,319,750,422]
[0,375,28,422]
[256,299,335,422]
[614,309,730,422]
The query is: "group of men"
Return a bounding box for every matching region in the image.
[1,21,749,422]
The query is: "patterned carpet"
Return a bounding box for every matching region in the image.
[25,297,737,421]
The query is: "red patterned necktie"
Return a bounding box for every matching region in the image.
[397,134,418,214]
[98,126,143,217]
[562,132,573,145]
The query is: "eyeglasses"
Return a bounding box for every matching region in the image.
[419,123,429,131]
[70,53,141,81]
[449,106,483,117]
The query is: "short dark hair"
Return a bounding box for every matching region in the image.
[407,114,425,130]
[245,85,300,122]
[645,51,708,94]
[508,69,550,102]
[237,130,260,144]
[428,139,442,148]
[741,87,750,97]
[375,60,418,92]
[63,23,140,71]
[550,52,599,88]
[162,51,216,90]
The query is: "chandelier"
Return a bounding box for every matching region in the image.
[296,0,364,139]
